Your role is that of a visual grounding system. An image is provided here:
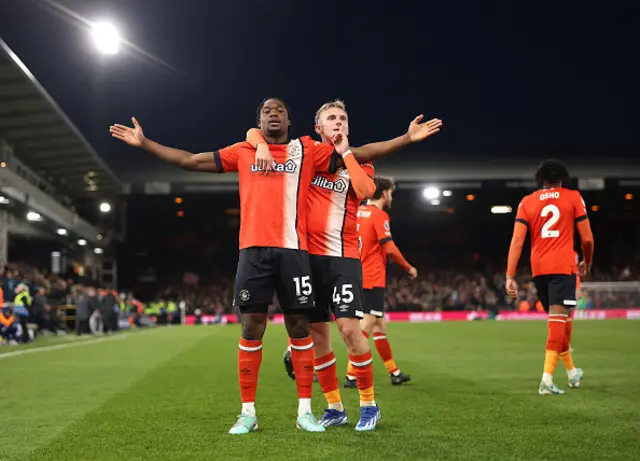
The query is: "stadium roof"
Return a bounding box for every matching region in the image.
[120,154,640,193]
[0,38,121,198]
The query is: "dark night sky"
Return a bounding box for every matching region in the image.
[1,0,638,181]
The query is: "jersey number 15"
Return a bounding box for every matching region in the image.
[541,204,560,239]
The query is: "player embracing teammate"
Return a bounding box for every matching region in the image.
[111,98,442,433]
[249,100,440,431]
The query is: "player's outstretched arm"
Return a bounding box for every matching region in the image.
[349,115,442,164]
[110,117,218,172]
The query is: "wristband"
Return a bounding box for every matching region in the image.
[341,149,353,159]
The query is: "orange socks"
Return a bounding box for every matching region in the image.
[565,315,573,344]
[238,338,263,415]
[543,315,567,381]
[315,351,343,410]
[346,330,370,380]
[373,332,399,375]
[350,351,376,406]
[560,316,576,371]
[290,336,315,400]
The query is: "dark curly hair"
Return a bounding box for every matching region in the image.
[535,159,571,186]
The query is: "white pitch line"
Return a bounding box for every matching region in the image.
[0,331,145,360]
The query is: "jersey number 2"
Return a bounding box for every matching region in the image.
[541,204,560,238]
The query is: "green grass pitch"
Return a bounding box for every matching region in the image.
[1,320,639,460]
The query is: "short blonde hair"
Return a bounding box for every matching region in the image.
[315,99,347,125]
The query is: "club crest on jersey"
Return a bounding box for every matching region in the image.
[337,168,350,179]
[288,139,302,158]
[312,176,347,193]
[251,159,297,174]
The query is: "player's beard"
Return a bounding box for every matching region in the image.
[263,125,286,139]
[267,126,283,136]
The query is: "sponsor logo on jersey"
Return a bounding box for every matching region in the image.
[337,168,350,179]
[250,159,297,174]
[312,176,347,193]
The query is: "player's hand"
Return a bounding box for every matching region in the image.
[255,143,276,175]
[408,267,418,279]
[578,261,591,277]
[110,117,146,147]
[407,115,443,143]
[331,130,350,156]
[505,278,518,298]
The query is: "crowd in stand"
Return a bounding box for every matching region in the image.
[0,262,129,344]
[385,263,640,312]
[146,262,640,316]
[2,257,638,344]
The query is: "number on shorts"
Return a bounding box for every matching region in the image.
[541,204,560,238]
[293,276,312,296]
[333,284,354,305]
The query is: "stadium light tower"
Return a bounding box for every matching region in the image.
[99,202,111,213]
[422,186,440,201]
[91,21,121,55]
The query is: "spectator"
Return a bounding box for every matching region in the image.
[3,269,20,302]
[0,306,18,345]
[76,287,97,335]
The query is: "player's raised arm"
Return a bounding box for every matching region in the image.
[505,201,529,296]
[349,115,442,164]
[110,117,219,172]
[332,132,376,200]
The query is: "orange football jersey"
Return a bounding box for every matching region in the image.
[307,163,375,259]
[214,137,337,250]
[516,187,588,277]
[358,204,392,289]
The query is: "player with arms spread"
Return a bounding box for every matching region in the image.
[506,160,594,395]
[247,100,442,431]
[110,98,356,434]
[345,176,416,388]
